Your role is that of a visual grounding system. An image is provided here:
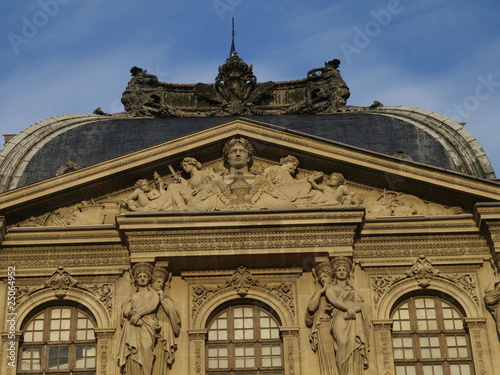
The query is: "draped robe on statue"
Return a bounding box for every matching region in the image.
[118,289,160,375]
[152,295,181,375]
[329,284,369,375]
[305,294,339,375]
[484,284,500,334]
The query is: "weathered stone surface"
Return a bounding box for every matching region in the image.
[121,55,350,117]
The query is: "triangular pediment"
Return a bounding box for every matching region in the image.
[1,118,499,227]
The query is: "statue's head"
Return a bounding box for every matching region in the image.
[131,263,154,286]
[134,179,151,192]
[328,172,345,185]
[330,257,353,280]
[222,137,254,171]
[494,254,500,272]
[180,157,202,170]
[315,262,334,286]
[151,266,169,291]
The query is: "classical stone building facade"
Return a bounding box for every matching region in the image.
[1,52,500,375]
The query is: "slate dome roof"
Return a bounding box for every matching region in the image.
[0,105,495,192]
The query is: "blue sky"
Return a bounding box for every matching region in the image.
[1,0,500,177]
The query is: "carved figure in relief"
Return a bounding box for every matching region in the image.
[305,59,351,113]
[328,257,369,374]
[167,157,220,210]
[306,257,369,375]
[308,172,355,205]
[125,179,162,212]
[118,263,160,375]
[305,262,340,375]
[484,254,500,336]
[151,267,181,374]
[263,155,341,208]
[188,138,293,211]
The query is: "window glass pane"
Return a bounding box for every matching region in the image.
[420,336,441,358]
[21,348,42,371]
[450,364,472,375]
[234,307,243,317]
[34,320,44,330]
[392,336,414,359]
[206,305,283,372]
[446,335,469,358]
[422,364,443,375]
[392,296,473,374]
[20,306,96,374]
[261,344,282,367]
[395,365,416,375]
[48,346,69,369]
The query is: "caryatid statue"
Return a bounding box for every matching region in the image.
[151,266,181,374]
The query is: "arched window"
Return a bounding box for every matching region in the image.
[206,304,283,375]
[19,305,97,374]
[391,295,474,375]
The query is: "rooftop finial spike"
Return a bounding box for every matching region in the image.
[229,17,236,58]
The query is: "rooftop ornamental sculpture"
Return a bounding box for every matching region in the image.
[121,54,350,117]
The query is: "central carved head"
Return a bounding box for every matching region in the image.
[222,137,254,172]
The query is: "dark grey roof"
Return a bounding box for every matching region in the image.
[18,113,454,187]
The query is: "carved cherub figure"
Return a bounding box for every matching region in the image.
[308,172,355,205]
[124,179,161,212]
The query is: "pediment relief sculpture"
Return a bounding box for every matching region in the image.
[12,137,465,228]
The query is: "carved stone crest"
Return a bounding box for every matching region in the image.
[121,54,350,118]
[46,266,79,298]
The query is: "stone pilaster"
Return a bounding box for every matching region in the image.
[465,318,495,375]
[188,329,207,375]
[281,327,301,375]
[95,328,115,375]
[372,320,395,375]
